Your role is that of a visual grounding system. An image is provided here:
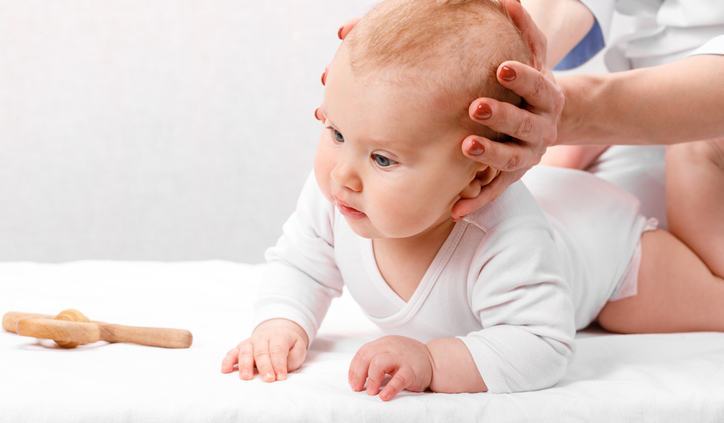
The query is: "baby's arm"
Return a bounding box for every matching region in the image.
[221,174,344,381]
[221,318,309,382]
[350,209,576,399]
[348,336,485,401]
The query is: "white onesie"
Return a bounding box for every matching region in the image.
[254,166,650,393]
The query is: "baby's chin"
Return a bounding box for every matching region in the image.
[344,217,430,241]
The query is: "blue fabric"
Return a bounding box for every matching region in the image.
[553,19,605,70]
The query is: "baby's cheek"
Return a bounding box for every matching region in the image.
[313,146,335,203]
[376,199,435,237]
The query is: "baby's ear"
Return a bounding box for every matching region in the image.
[459,166,500,199]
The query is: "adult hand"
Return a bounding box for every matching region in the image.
[348,335,434,401]
[319,18,361,88]
[316,18,361,121]
[452,0,564,220]
[221,319,309,382]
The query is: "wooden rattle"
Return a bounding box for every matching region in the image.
[2,309,193,349]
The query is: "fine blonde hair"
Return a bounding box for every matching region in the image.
[345,0,531,140]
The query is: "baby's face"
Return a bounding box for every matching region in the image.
[313,49,485,240]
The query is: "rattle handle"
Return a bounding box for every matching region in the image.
[3,312,59,333]
[6,312,192,348]
[16,318,101,344]
[98,323,192,349]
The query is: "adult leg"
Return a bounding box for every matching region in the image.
[597,229,724,334]
[666,138,724,276]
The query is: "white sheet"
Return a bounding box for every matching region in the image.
[2,261,724,422]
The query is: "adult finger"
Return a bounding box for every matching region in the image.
[314,106,326,123]
[253,340,276,383]
[495,61,563,115]
[469,99,552,147]
[503,0,548,70]
[237,342,256,380]
[476,170,525,204]
[462,134,534,172]
[379,366,415,401]
[450,169,523,219]
[221,346,239,374]
[269,338,291,381]
[338,17,362,40]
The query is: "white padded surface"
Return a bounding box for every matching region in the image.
[2,261,724,422]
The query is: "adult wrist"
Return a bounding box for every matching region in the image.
[556,73,603,145]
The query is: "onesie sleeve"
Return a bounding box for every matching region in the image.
[458,216,576,394]
[254,172,344,345]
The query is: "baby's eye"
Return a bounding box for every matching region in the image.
[372,154,396,167]
[333,129,344,143]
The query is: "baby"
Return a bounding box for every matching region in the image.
[221,0,724,399]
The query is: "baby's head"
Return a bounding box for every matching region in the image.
[345,0,530,141]
[314,0,531,240]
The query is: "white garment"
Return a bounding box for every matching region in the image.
[579,0,724,70]
[255,167,649,393]
[573,1,724,230]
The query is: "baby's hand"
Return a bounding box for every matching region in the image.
[221,319,309,382]
[348,335,433,401]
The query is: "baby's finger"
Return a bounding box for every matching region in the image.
[287,339,307,372]
[495,61,563,116]
[365,354,394,397]
[349,344,380,392]
[379,367,415,401]
[237,342,256,380]
[269,339,290,381]
[221,347,240,374]
[254,341,276,383]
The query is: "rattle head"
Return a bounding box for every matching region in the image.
[54,309,90,348]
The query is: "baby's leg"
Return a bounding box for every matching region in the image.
[597,229,724,334]
[666,138,724,277]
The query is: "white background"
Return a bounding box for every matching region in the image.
[0,1,619,263]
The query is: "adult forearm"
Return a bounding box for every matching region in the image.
[522,0,594,67]
[426,337,488,393]
[556,55,724,146]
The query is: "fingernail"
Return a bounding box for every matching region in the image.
[241,369,251,379]
[276,372,286,381]
[314,108,322,121]
[263,372,274,382]
[500,65,516,81]
[338,26,344,40]
[468,140,484,156]
[321,70,327,86]
[473,103,492,120]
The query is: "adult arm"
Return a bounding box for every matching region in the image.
[521,0,594,67]
[556,54,724,146]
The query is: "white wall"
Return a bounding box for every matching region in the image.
[0,1,636,263]
[0,0,378,263]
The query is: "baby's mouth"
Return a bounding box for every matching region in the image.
[334,198,366,219]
